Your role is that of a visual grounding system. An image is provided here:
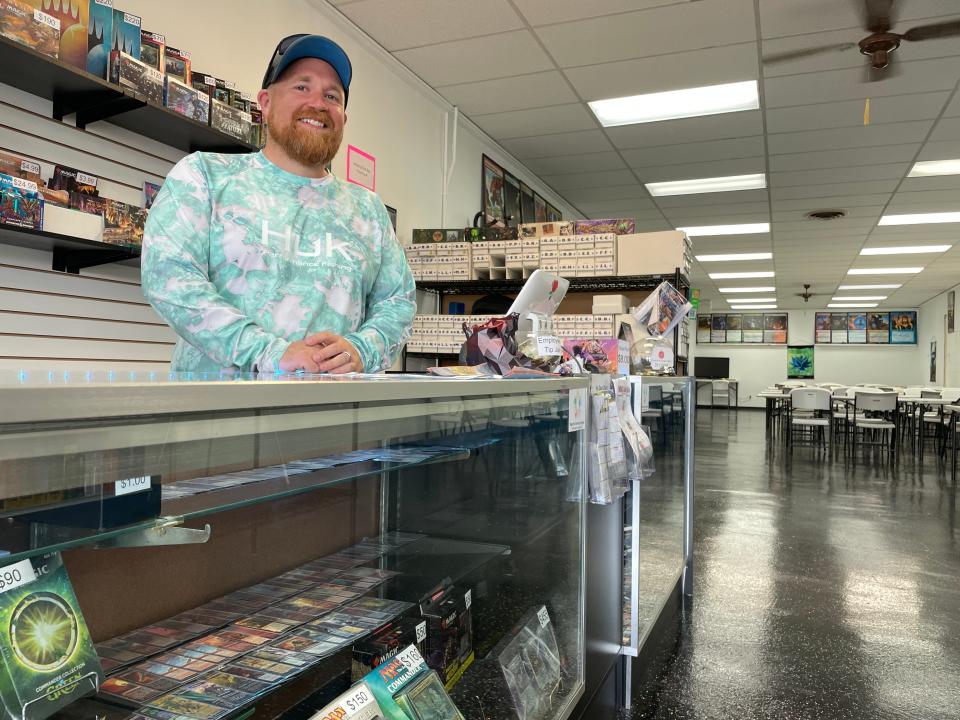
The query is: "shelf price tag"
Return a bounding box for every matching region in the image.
[0,559,37,594]
[309,682,380,720]
[395,644,426,675]
[76,172,98,187]
[33,9,59,31]
[537,606,551,628]
[115,475,151,496]
[464,588,472,610]
[415,621,427,644]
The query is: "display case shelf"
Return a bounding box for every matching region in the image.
[416,273,688,296]
[0,35,254,153]
[0,222,140,272]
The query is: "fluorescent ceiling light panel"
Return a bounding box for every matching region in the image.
[646,173,766,197]
[678,223,769,237]
[832,296,887,301]
[878,212,960,226]
[709,271,775,279]
[730,305,776,310]
[828,303,879,308]
[719,286,776,293]
[728,297,776,303]
[908,159,960,177]
[696,252,773,262]
[588,80,759,127]
[847,267,923,275]
[837,284,901,290]
[859,245,951,255]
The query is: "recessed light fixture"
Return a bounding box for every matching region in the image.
[696,252,773,262]
[828,303,879,308]
[719,286,776,293]
[709,271,776,279]
[859,245,951,255]
[847,267,923,275]
[837,284,902,290]
[588,80,759,127]
[728,297,776,303]
[878,212,960,226]
[730,304,777,310]
[678,223,770,237]
[646,173,766,197]
[908,159,960,177]
[832,296,888,301]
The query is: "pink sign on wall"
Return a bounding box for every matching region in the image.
[346,144,376,191]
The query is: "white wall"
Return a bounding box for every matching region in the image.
[918,282,960,389]
[690,308,925,408]
[0,0,580,372]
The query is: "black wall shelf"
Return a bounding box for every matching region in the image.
[416,273,689,296]
[0,36,254,154]
[0,223,139,273]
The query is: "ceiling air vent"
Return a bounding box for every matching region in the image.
[805,209,847,221]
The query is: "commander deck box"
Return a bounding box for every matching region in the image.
[110,50,163,105]
[165,76,209,125]
[210,97,251,143]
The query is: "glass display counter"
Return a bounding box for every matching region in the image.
[0,372,589,720]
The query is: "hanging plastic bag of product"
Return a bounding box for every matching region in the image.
[631,281,692,376]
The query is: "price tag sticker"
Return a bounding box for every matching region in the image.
[203,75,216,86]
[76,172,98,187]
[415,621,427,644]
[10,176,38,192]
[536,335,563,357]
[537,606,550,628]
[464,589,472,610]
[145,67,163,84]
[20,160,40,176]
[395,645,425,675]
[115,476,151,496]
[309,682,378,720]
[0,559,37,595]
[124,12,141,26]
[33,10,59,30]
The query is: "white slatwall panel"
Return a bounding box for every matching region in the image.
[0,80,182,371]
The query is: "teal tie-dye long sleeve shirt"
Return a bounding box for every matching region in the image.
[142,151,416,373]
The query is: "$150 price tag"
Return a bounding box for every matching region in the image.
[0,559,37,594]
[343,685,374,715]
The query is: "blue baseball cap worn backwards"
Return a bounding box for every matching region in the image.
[262,34,352,106]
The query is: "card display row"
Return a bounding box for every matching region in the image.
[814,311,917,345]
[695,313,788,344]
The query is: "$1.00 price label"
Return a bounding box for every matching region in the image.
[115,476,151,496]
[0,559,37,594]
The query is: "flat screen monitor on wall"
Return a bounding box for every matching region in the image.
[695,357,729,379]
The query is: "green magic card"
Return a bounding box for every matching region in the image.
[0,553,102,720]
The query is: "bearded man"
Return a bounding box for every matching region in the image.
[142,35,415,374]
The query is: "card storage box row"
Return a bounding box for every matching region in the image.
[407,314,617,354]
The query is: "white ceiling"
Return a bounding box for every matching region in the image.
[328,0,960,310]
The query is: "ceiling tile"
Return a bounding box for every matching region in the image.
[500,129,615,159]
[541,169,639,190]
[472,103,598,139]
[916,140,960,161]
[764,93,950,134]
[946,92,960,117]
[770,163,910,188]
[772,205,884,222]
[763,57,960,108]
[576,204,665,219]
[768,144,920,172]
[767,121,933,155]
[510,0,687,26]
[758,0,960,39]
[660,201,771,220]
[623,136,765,167]
[632,157,767,183]
[889,189,960,207]
[929,117,960,142]
[524,151,628,175]
[670,212,770,227]
[438,72,578,114]
[562,184,650,202]
[394,30,553,86]
[563,43,759,101]
[534,0,756,67]
[899,175,960,192]
[335,0,523,51]
[607,111,764,149]
[771,194,892,211]
[654,188,770,208]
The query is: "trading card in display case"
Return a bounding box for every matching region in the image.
[397,670,464,720]
[110,50,163,105]
[210,98,252,143]
[0,0,59,58]
[139,28,163,69]
[0,173,42,230]
[165,77,210,125]
[0,553,103,720]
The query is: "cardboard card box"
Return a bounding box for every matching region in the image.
[577,248,594,257]
[521,237,539,248]
[110,50,163,105]
[211,97,252,143]
[163,44,191,84]
[0,174,43,230]
[1,0,60,58]
[111,8,139,58]
[522,251,538,262]
[596,245,615,257]
[139,28,163,69]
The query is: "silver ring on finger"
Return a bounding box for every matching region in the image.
[340,351,351,364]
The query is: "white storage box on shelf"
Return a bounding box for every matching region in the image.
[616,231,691,277]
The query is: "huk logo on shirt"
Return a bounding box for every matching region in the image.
[261,220,355,263]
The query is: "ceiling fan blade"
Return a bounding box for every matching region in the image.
[856,0,896,33]
[763,42,856,64]
[901,19,960,41]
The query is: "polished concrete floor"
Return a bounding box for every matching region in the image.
[627,408,960,720]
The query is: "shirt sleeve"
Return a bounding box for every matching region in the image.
[141,154,290,372]
[344,203,416,371]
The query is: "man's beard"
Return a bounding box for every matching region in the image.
[267,107,343,168]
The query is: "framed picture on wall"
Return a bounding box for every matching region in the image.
[725,314,742,343]
[482,154,505,226]
[890,311,917,344]
[815,312,831,344]
[848,312,867,343]
[931,341,937,382]
[742,314,763,343]
[546,203,561,222]
[519,181,535,224]
[697,315,711,343]
[503,172,521,228]
[949,291,955,334]
[764,314,787,344]
[711,314,727,343]
[830,313,848,344]
[787,346,815,379]
[867,312,890,343]
[533,192,547,222]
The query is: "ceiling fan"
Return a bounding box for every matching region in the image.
[763,0,960,81]
[795,285,827,303]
